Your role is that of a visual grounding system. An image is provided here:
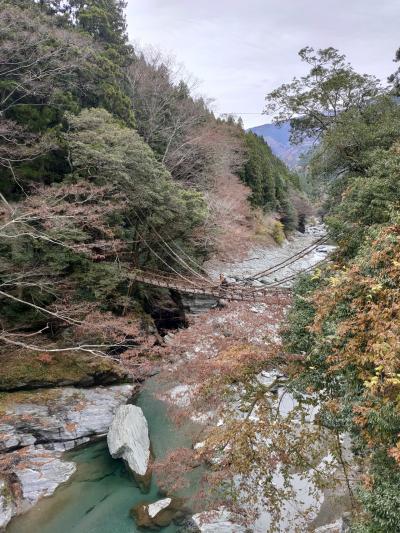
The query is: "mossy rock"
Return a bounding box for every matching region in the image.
[0,349,129,391]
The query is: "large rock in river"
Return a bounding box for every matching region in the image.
[131,497,188,529]
[0,384,136,529]
[107,405,151,492]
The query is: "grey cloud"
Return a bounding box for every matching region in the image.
[126,0,400,127]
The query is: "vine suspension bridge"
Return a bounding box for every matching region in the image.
[130,234,328,303]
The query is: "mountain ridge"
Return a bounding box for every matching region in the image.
[249,121,313,168]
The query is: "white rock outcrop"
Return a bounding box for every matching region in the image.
[1,384,135,528]
[107,405,150,477]
[192,509,246,532]
[0,384,136,453]
[148,498,172,518]
[16,446,76,506]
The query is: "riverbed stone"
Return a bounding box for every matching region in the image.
[0,446,76,529]
[107,405,151,492]
[148,498,172,517]
[0,384,137,453]
[180,293,219,314]
[192,509,246,532]
[131,497,187,529]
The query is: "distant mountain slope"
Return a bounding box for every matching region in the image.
[249,122,314,168]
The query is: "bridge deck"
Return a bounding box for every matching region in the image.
[129,270,290,302]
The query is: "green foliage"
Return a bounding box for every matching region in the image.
[354,452,400,533]
[310,96,400,181]
[283,274,319,355]
[65,108,207,249]
[325,143,400,257]
[239,132,302,231]
[388,47,400,96]
[240,132,278,210]
[271,221,285,245]
[266,47,382,144]
[0,2,136,199]
[281,47,400,530]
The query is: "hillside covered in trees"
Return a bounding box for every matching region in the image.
[0,0,305,366]
[277,47,400,531]
[2,2,400,533]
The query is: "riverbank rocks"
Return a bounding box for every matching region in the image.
[131,497,187,529]
[0,383,136,529]
[10,446,76,507]
[107,405,151,492]
[0,447,75,531]
[180,293,219,315]
[314,514,351,533]
[0,384,137,453]
[0,478,14,531]
[192,509,246,532]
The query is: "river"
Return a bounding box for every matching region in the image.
[7,381,197,533]
[7,226,344,532]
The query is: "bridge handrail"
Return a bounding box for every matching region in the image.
[128,268,291,302]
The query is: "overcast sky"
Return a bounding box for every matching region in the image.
[126,0,400,128]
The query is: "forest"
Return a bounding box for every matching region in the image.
[0,1,399,533]
[0,0,304,359]
[281,47,400,532]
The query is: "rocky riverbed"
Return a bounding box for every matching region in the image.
[158,224,350,532]
[1,224,338,532]
[206,223,334,286]
[0,383,137,530]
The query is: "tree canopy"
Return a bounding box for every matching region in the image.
[265,47,382,143]
[282,46,400,531]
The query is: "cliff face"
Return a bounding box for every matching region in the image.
[0,309,162,530]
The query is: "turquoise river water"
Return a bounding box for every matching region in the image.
[7,381,197,533]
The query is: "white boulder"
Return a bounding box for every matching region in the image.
[148,498,172,518]
[107,405,150,480]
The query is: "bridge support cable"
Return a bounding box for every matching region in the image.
[243,258,328,295]
[235,236,328,284]
[132,207,212,284]
[238,228,343,284]
[169,240,210,277]
[138,233,213,289]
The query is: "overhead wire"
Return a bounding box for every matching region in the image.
[138,234,207,288]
